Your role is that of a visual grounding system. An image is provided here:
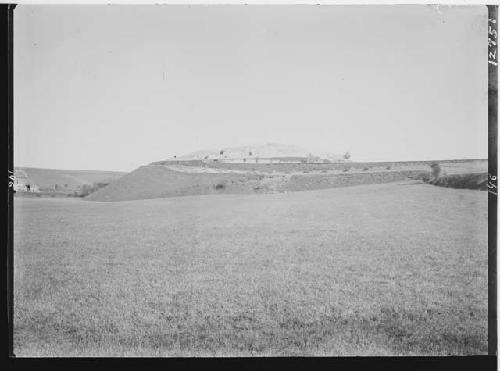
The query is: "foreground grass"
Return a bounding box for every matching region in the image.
[14,181,487,356]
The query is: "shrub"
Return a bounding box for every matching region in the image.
[214,183,225,190]
[343,167,350,172]
[430,162,442,181]
[363,167,370,171]
[79,182,109,197]
[427,173,487,190]
[386,166,391,170]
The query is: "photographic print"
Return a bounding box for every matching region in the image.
[10,3,492,357]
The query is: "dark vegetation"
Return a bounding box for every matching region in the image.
[214,183,226,190]
[423,173,488,191]
[79,182,110,197]
[419,162,487,191]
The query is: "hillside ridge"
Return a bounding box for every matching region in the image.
[176,142,344,161]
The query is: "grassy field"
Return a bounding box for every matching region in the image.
[14,181,487,356]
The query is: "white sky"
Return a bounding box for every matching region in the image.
[14,5,488,171]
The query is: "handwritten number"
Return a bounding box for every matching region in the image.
[8,171,16,189]
[488,14,498,67]
[490,26,498,38]
[488,174,498,195]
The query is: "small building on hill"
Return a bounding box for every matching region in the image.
[13,169,28,192]
[13,169,39,193]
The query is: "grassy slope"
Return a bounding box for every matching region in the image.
[15,167,126,190]
[14,182,487,356]
[85,165,261,202]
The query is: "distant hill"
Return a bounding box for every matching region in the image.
[177,143,344,161]
[14,167,126,191]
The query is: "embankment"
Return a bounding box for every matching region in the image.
[85,165,272,202]
[86,165,428,202]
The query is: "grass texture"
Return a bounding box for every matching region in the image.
[14,181,487,356]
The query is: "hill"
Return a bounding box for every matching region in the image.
[85,163,422,202]
[86,159,487,202]
[177,142,344,161]
[14,167,126,191]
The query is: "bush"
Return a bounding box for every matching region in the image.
[363,167,370,171]
[79,182,109,197]
[427,173,487,190]
[343,167,350,172]
[386,166,391,170]
[214,183,225,190]
[430,162,442,180]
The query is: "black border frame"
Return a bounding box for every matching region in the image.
[1,3,498,369]
[2,2,15,365]
[488,3,498,358]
